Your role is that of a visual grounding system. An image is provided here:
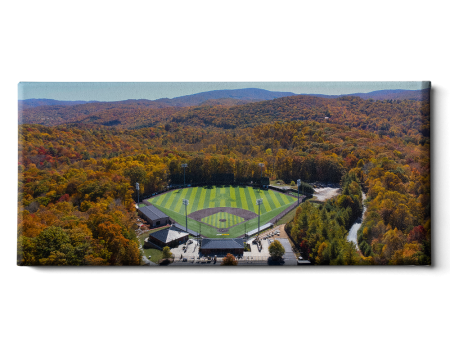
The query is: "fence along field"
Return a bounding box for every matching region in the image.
[147,186,297,238]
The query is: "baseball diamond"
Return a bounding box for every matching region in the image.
[201,212,245,228]
[147,186,297,238]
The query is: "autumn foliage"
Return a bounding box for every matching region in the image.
[18,93,430,265]
[221,253,238,266]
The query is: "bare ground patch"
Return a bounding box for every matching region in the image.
[313,187,341,202]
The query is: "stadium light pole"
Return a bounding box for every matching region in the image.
[181,163,188,188]
[297,179,301,206]
[183,199,189,232]
[136,182,140,206]
[256,198,263,236]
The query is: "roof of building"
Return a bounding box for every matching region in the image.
[139,205,168,221]
[200,238,244,250]
[246,223,273,236]
[172,223,199,237]
[149,226,189,244]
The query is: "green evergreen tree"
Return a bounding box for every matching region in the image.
[269,240,285,260]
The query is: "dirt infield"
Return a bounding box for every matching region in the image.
[188,207,258,231]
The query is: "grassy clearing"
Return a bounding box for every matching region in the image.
[275,205,298,225]
[142,248,163,264]
[138,226,171,264]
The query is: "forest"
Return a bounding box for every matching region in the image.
[17,94,431,265]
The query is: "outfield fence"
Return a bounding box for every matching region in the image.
[140,184,303,211]
[268,199,300,225]
[134,182,268,205]
[136,182,305,203]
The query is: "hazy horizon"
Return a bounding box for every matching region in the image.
[18,82,430,102]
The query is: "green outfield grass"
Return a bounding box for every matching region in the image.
[147,186,297,238]
[201,212,245,228]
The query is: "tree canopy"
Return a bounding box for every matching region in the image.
[269,240,285,260]
[221,253,238,266]
[18,93,430,265]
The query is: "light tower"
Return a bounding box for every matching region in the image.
[198,222,202,248]
[182,199,189,232]
[181,163,188,187]
[256,198,263,236]
[297,179,301,206]
[136,182,140,206]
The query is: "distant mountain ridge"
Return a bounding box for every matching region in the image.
[19,87,430,126]
[19,87,429,109]
[299,88,430,101]
[18,88,298,125]
[18,98,97,110]
[19,88,296,108]
[154,88,297,106]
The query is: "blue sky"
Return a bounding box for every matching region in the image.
[18,82,430,102]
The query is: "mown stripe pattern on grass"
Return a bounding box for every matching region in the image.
[149,187,296,215]
[201,212,245,228]
[147,186,297,236]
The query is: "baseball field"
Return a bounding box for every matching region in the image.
[147,185,297,238]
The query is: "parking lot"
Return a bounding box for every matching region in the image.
[166,226,299,265]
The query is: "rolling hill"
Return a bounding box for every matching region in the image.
[298,88,430,101]
[18,98,96,110]
[19,87,430,127]
[18,88,297,125]
[154,88,297,106]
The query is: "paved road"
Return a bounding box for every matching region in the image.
[273,238,297,261]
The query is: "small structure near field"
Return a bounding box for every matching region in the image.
[199,238,245,256]
[246,223,273,237]
[138,205,170,227]
[145,226,189,249]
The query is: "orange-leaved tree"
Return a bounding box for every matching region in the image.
[221,253,238,266]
